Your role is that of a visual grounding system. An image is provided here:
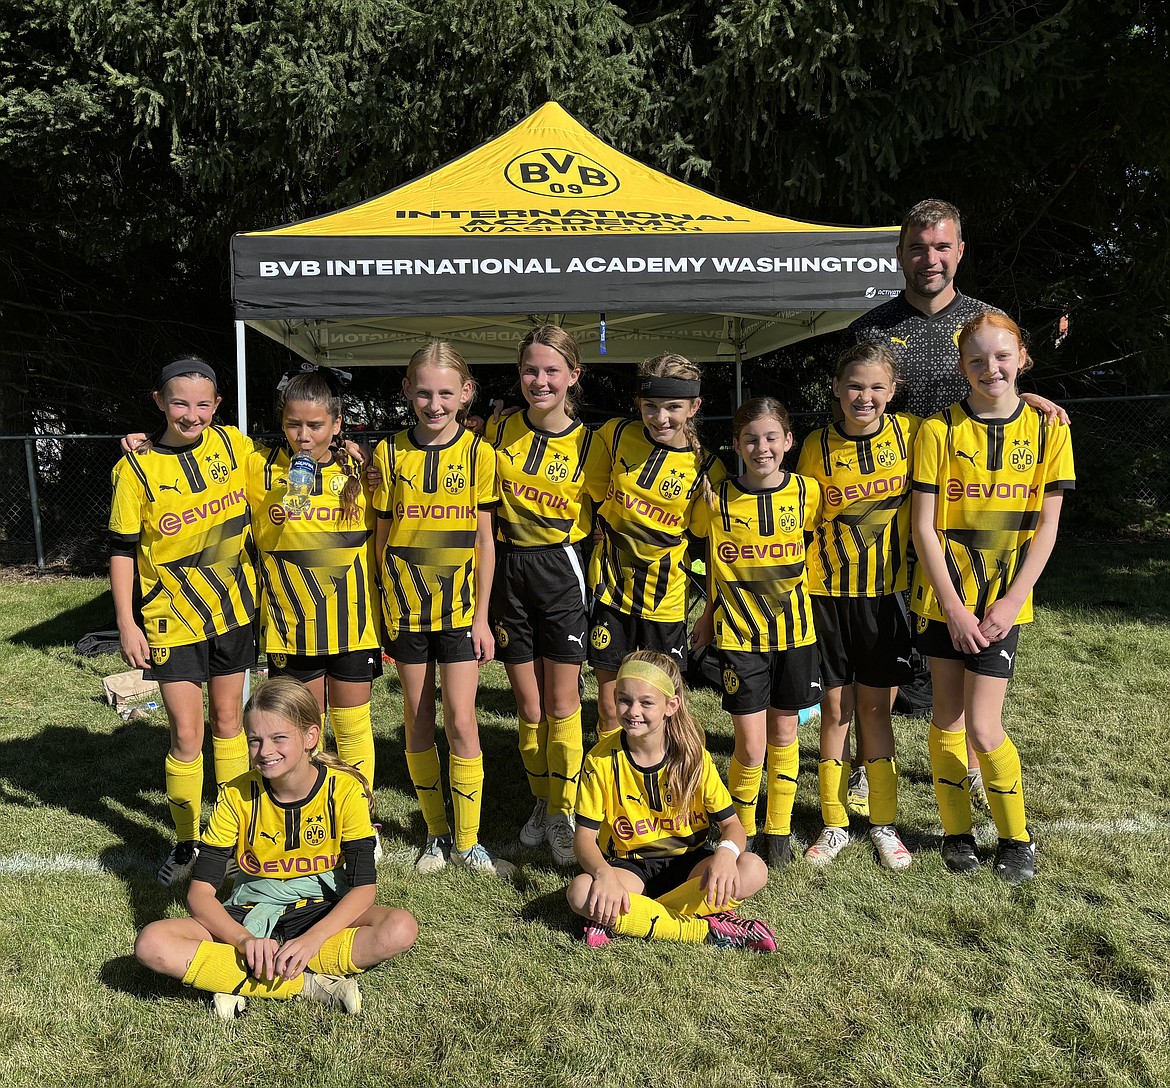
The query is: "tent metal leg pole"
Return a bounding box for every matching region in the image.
[234,320,248,433]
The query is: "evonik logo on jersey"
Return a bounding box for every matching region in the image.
[824,474,908,506]
[158,488,246,536]
[268,504,350,525]
[608,487,682,529]
[238,849,341,875]
[501,479,569,511]
[717,540,804,563]
[945,480,1039,502]
[394,502,475,520]
[611,809,707,841]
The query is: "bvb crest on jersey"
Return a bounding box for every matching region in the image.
[546,453,569,483]
[270,653,287,669]
[722,668,740,695]
[590,623,611,650]
[778,504,798,533]
[659,468,685,500]
[205,452,229,484]
[303,816,327,846]
[151,646,170,665]
[494,623,509,648]
[443,464,467,494]
[876,440,898,469]
[1009,440,1035,473]
[330,474,346,494]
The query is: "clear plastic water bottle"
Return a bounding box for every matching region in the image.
[283,453,317,512]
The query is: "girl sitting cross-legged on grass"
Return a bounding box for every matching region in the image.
[566,650,777,951]
[134,677,417,1018]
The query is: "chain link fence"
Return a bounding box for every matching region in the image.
[2,395,1166,571]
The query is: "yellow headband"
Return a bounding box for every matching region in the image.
[616,659,676,699]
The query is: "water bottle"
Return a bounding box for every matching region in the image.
[283,453,317,512]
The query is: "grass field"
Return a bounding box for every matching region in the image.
[2,543,1169,1088]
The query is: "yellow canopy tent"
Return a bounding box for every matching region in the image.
[230,102,901,426]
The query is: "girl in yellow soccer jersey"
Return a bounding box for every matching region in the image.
[246,367,380,797]
[912,313,1074,884]
[588,354,726,741]
[135,677,416,1019]
[691,398,821,869]
[797,343,918,871]
[567,650,775,950]
[110,357,258,886]
[491,326,609,865]
[372,342,512,878]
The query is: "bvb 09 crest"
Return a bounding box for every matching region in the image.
[1009,444,1035,472]
[590,624,611,650]
[876,443,899,469]
[778,505,798,533]
[443,465,467,494]
[722,668,740,695]
[546,455,569,483]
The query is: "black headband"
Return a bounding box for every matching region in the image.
[277,362,352,395]
[157,358,217,389]
[638,376,701,399]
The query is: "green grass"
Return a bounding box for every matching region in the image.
[2,544,1169,1088]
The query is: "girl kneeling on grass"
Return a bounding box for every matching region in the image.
[911,313,1074,884]
[134,677,417,1018]
[567,651,776,951]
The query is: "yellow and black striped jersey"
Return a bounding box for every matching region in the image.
[203,765,374,881]
[493,410,610,547]
[247,448,380,656]
[589,418,727,622]
[575,734,734,861]
[483,413,508,447]
[692,473,820,652]
[108,425,257,648]
[911,401,1075,624]
[797,413,919,597]
[372,425,497,632]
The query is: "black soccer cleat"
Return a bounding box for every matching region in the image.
[992,837,1036,885]
[760,833,793,869]
[939,833,980,874]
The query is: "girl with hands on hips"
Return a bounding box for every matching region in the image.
[566,650,776,951]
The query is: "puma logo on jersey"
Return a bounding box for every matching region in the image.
[733,517,752,528]
[259,830,280,844]
[896,656,911,667]
[891,336,909,348]
[999,650,1015,668]
[810,681,822,691]
[625,794,645,806]
[670,647,684,659]
[619,457,636,473]
[158,481,182,493]
[567,632,584,647]
[399,473,417,489]
[956,450,978,466]
[835,457,854,470]
[501,449,520,465]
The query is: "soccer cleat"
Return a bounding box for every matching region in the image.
[940,833,981,874]
[450,842,517,880]
[869,824,913,871]
[805,826,849,867]
[372,823,385,866]
[969,769,992,815]
[760,833,793,868]
[583,921,614,948]
[846,765,870,818]
[209,993,246,1020]
[993,837,1037,885]
[519,798,548,847]
[414,834,451,875]
[157,840,199,887]
[301,972,362,1014]
[545,813,577,867]
[706,911,778,953]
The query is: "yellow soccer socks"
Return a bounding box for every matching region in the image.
[405,746,451,838]
[183,941,304,999]
[517,715,549,801]
[613,894,708,943]
[165,752,203,842]
[546,710,584,818]
[865,757,899,828]
[817,758,850,830]
[727,757,764,838]
[309,928,362,976]
[976,734,1030,842]
[331,703,376,788]
[211,730,250,787]
[655,876,742,919]
[448,752,485,853]
[763,740,799,836]
[929,724,973,836]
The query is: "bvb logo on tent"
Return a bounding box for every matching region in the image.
[504,149,620,198]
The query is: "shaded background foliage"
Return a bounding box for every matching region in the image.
[2,0,1166,439]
